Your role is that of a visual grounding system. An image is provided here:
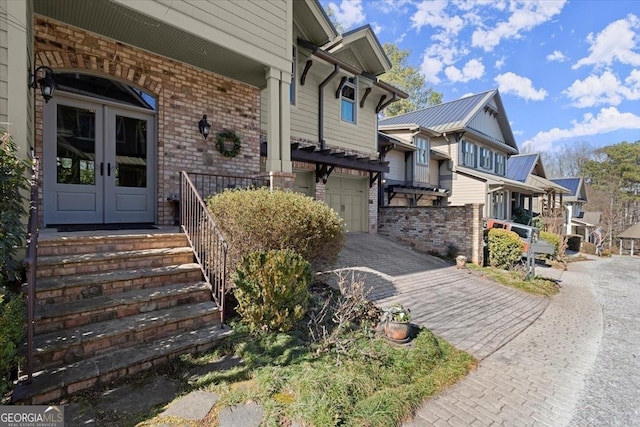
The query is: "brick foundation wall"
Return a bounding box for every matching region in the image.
[34,18,260,225]
[378,204,484,264]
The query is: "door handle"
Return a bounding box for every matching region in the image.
[100,162,104,176]
[107,163,111,176]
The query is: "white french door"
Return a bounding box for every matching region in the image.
[43,95,155,225]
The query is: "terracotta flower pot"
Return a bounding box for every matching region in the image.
[384,321,411,341]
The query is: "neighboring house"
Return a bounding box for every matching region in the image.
[1,0,403,232]
[379,89,542,220]
[377,127,450,207]
[550,177,589,235]
[507,153,570,229]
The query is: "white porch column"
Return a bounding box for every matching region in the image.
[279,71,292,173]
[566,204,573,235]
[265,67,282,172]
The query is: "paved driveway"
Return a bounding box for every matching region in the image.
[332,233,549,360]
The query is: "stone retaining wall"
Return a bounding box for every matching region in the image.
[378,204,484,265]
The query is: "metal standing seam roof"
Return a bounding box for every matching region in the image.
[379,89,518,151]
[456,166,544,194]
[507,154,539,182]
[550,178,584,199]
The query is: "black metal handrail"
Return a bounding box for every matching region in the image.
[24,154,39,381]
[179,172,230,324]
[187,172,270,200]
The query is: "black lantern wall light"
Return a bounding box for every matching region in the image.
[198,115,211,139]
[29,65,57,103]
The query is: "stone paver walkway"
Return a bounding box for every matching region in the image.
[333,233,550,360]
[404,262,602,426]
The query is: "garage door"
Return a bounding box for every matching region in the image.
[325,176,367,232]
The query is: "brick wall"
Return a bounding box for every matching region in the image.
[378,204,484,264]
[34,18,261,225]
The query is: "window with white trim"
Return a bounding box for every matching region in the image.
[479,147,493,170]
[492,191,506,219]
[495,153,506,176]
[341,77,357,123]
[461,140,476,167]
[416,136,429,165]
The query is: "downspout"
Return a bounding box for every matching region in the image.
[319,64,340,150]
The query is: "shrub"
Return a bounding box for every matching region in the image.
[1,130,30,285]
[207,188,345,273]
[0,292,24,396]
[582,241,597,255]
[487,228,524,269]
[233,249,311,333]
[540,231,562,259]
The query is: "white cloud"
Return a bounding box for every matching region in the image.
[327,0,366,29]
[547,50,566,62]
[420,56,443,84]
[495,57,506,70]
[573,14,640,69]
[564,70,640,107]
[445,59,485,83]
[411,0,464,36]
[563,71,625,107]
[471,1,567,52]
[522,107,640,152]
[494,72,548,101]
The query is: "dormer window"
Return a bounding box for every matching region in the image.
[341,77,357,123]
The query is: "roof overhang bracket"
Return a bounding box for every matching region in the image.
[335,76,348,98]
[376,93,397,113]
[360,87,372,108]
[300,60,313,86]
[375,95,387,113]
[370,171,381,188]
[316,163,336,184]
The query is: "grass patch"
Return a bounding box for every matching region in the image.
[181,324,474,427]
[467,264,560,297]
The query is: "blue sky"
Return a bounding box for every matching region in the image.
[320,0,640,154]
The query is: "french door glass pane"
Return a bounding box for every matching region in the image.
[115,115,147,188]
[56,105,96,185]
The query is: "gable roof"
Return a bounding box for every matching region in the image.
[324,24,390,76]
[551,177,587,201]
[507,153,544,182]
[456,166,544,194]
[379,89,518,153]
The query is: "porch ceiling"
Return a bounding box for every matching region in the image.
[34,0,267,87]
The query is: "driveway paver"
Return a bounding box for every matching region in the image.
[333,233,550,360]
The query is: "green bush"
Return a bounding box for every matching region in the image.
[487,228,524,269]
[1,130,30,285]
[540,231,562,259]
[0,293,24,396]
[233,249,311,333]
[207,188,345,273]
